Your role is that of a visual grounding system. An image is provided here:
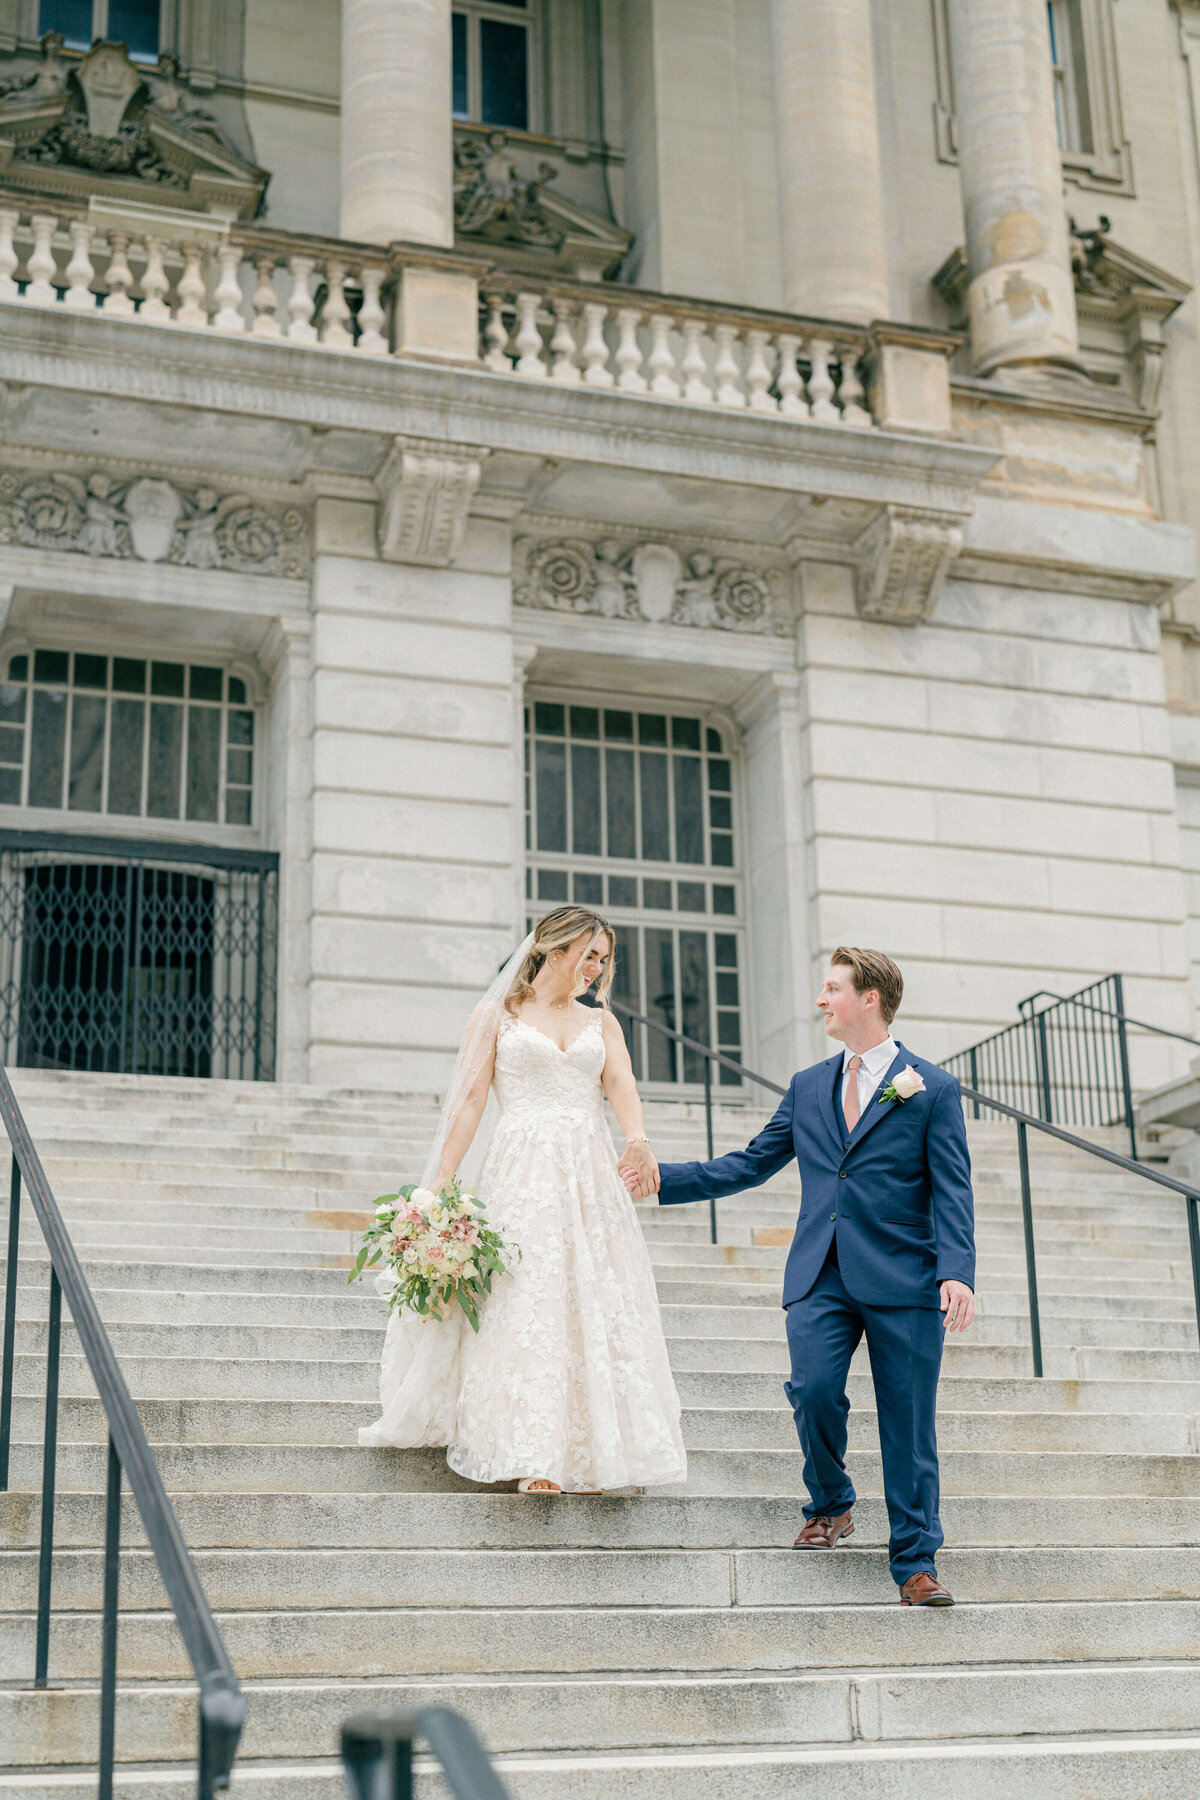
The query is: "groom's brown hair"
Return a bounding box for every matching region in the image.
[831,946,904,1025]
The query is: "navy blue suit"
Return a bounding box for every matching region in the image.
[658,1042,975,1584]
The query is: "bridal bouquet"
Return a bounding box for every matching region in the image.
[349,1177,517,1332]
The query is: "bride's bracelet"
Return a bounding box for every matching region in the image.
[625,1135,651,1148]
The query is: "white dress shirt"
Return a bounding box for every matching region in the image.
[841,1036,898,1127]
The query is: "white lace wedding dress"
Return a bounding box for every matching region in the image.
[358,1007,688,1492]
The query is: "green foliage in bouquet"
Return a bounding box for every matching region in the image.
[348,1175,517,1332]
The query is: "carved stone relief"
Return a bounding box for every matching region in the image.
[514,535,793,637]
[853,506,962,625]
[375,439,487,567]
[0,468,309,576]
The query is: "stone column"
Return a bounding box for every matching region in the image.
[340,0,454,248]
[947,0,1081,374]
[769,0,890,325]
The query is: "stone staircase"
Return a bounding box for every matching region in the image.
[1,1069,1200,1797]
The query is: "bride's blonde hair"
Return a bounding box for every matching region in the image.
[505,906,616,1014]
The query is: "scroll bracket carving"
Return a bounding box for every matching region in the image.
[853,506,963,625]
[375,438,488,567]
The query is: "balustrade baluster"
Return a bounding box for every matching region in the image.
[213,243,246,332]
[100,234,135,317]
[0,208,18,300]
[745,329,777,412]
[513,292,548,378]
[250,255,281,336]
[648,313,680,397]
[356,266,387,353]
[775,332,808,416]
[139,235,171,321]
[713,324,746,407]
[320,260,353,347]
[807,337,840,422]
[481,291,510,370]
[26,214,59,306]
[836,349,872,427]
[176,243,209,327]
[580,301,614,387]
[286,255,318,341]
[680,319,714,402]
[549,299,581,384]
[63,221,95,311]
[615,307,647,391]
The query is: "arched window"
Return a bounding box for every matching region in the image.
[453,1,536,133]
[525,694,745,1088]
[38,0,161,63]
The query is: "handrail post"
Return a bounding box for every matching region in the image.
[703,1050,716,1247]
[1187,1197,1200,1355]
[35,1264,61,1687]
[1016,1121,1043,1378]
[0,1153,19,1490]
[1113,971,1137,1160]
[968,1047,979,1121]
[1034,1009,1053,1124]
[98,1432,121,1800]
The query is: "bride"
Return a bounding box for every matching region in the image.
[359,904,687,1495]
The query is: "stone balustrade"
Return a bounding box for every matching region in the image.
[479,280,877,425]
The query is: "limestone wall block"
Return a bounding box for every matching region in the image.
[310,854,514,927]
[314,614,511,687]
[314,671,512,743]
[313,729,512,804]
[312,791,511,863]
[311,917,513,986]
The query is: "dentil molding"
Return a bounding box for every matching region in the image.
[375,437,488,566]
[853,506,962,625]
[513,534,793,637]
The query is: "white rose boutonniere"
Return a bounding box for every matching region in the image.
[880,1065,925,1105]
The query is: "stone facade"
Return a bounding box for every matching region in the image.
[0,3,1194,1096]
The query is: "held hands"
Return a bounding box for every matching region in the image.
[940,1279,975,1333]
[619,1140,660,1200]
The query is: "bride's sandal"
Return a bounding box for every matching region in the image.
[517,1478,561,1494]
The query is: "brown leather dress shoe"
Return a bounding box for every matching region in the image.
[899,1570,954,1606]
[792,1508,855,1549]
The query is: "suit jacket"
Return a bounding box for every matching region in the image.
[657,1042,975,1309]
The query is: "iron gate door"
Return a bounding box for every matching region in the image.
[0,831,279,1079]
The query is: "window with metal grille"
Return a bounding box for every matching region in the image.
[524,696,744,1086]
[453,0,535,132]
[0,650,255,829]
[38,0,161,61]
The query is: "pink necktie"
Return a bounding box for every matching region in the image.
[843,1055,863,1131]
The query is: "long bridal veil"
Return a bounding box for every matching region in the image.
[358,933,535,1451]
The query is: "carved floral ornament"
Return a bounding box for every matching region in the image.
[514,537,794,637]
[0,470,308,577]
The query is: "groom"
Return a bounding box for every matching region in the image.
[643,947,975,1605]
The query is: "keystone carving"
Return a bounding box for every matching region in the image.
[375,439,487,566]
[853,506,962,625]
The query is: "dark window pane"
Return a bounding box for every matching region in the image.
[678,881,706,913]
[525,866,532,898]
[0,724,23,762]
[640,752,670,861]
[108,698,144,815]
[535,738,566,851]
[108,0,160,59]
[571,743,601,856]
[607,875,637,909]
[711,834,734,868]
[605,747,636,859]
[643,878,671,910]
[228,709,254,747]
[638,712,668,747]
[38,0,92,50]
[707,727,723,753]
[574,871,604,905]
[225,788,251,827]
[570,706,600,739]
[185,705,220,822]
[674,756,704,864]
[534,701,565,736]
[189,664,223,702]
[537,867,568,901]
[604,709,633,741]
[226,747,252,787]
[717,1012,741,1046]
[147,701,183,817]
[610,923,641,1074]
[452,10,468,117]
[0,685,25,725]
[644,927,677,1081]
[68,693,105,812]
[708,757,731,792]
[34,649,69,685]
[714,934,738,967]
[227,675,247,704]
[716,971,739,1007]
[74,653,107,690]
[719,1058,743,1088]
[29,688,66,807]
[671,716,701,750]
[7,655,27,682]
[113,657,146,694]
[679,930,711,1080]
[712,885,736,916]
[710,795,733,831]
[151,661,185,698]
[480,18,528,129]
[0,768,19,804]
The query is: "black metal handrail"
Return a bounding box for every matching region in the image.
[0,1059,244,1798]
[1020,987,1200,1051]
[610,1000,787,1245]
[342,1706,512,1800]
